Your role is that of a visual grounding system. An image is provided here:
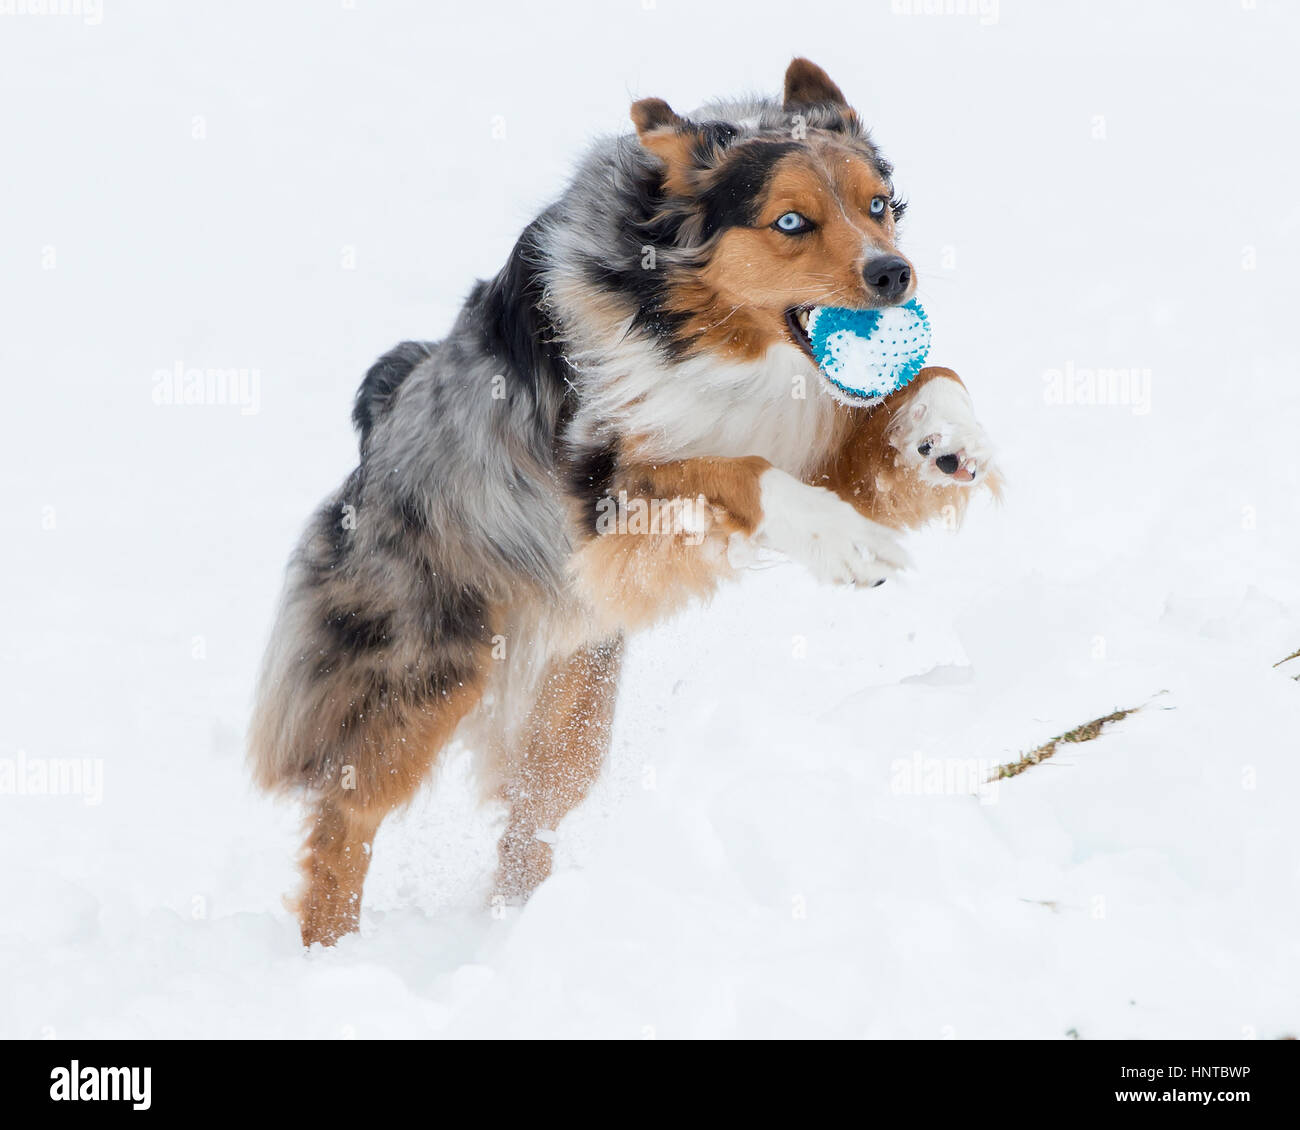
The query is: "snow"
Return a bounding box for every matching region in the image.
[2,0,1298,1039]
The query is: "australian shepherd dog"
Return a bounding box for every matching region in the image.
[250,58,1001,946]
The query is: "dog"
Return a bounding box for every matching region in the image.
[249,58,1001,946]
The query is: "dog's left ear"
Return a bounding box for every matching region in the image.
[631,97,701,195]
[783,57,848,110]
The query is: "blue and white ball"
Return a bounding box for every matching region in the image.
[804,299,932,405]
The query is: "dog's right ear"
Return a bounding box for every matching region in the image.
[631,97,698,195]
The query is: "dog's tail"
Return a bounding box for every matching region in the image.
[351,340,436,452]
[246,482,495,806]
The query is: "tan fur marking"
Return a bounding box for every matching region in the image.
[816,368,1003,530]
[666,142,911,361]
[571,455,770,633]
[631,97,704,197]
[294,798,384,948]
[624,455,768,532]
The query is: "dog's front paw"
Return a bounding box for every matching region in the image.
[887,374,995,487]
[752,468,910,586]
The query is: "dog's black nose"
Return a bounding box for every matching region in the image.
[863,255,912,301]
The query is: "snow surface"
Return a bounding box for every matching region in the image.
[2,0,1298,1039]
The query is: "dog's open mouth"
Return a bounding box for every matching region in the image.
[785,305,817,359]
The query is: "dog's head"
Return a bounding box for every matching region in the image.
[630,59,913,364]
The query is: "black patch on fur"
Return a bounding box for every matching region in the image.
[567,441,619,535]
[322,606,393,654]
[583,139,800,358]
[698,141,798,240]
[694,120,740,155]
[353,341,434,451]
[413,571,490,654]
[394,489,427,534]
[580,165,696,356]
[472,212,571,405]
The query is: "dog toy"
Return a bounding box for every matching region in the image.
[807,298,931,404]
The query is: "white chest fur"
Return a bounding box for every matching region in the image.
[573,337,839,476]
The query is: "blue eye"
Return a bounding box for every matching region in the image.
[773,211,813,234]
[869,196,887,217]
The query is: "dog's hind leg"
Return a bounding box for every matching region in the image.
[251,521,496,946]
[494,635,624,904]
[285,670,488,946]
[295,794,385,948]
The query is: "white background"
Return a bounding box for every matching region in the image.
[1,0,1297,1038]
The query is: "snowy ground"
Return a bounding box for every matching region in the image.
[2,0,1298,1039]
